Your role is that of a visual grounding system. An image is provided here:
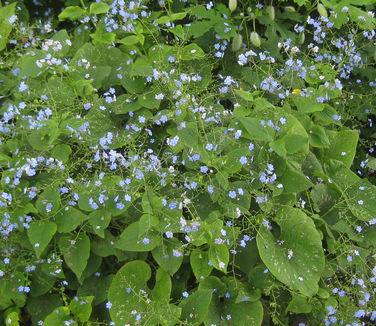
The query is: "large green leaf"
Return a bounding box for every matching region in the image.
[55,207,88,233]
[27,221,57,258]
[278,162,313,194]
[35,185,61,216]
[225,301,263,326]
[208,244,229,272]
[88,210,111,238]
[58,6,86,21]
[179,289,212,324]
[279,115,309,155]
[320,130,358,168]
[238,117,274,142]
[293,94,325,113]
[69,296,94,322]
[0,272,27,310]
[115,222,160,252]
[26,294,64,326]
[256,207,324,296]
[326,160,376,222]
[108,260,151,325]
[43,307,71,325]
[59,233,90,280]
[89,2,110,15]
[152,238,184,276]
[190,249,213,280]
[0,2,16,51]
[179,43,205,60]
[152,268,171,301]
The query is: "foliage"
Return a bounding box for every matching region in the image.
[0,0,376,325]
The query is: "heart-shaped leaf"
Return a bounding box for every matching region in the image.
[256,207,324,296]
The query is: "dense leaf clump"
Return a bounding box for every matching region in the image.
[0,0,375,325]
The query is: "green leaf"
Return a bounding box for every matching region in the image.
[137,92,160,109]
[90,31,116,44]
[77,274,113,306]
[0,2,17,51]
[367,158,376,170]
[59,233,90,280]
[5,310,20,326]
[19,52,45,77]
[89,2,110,15]
[279,115,309,155]
[152,238,184,276]
[108,260,151,325]
[120,76,145,94]
[142,189,163,215]
[131,57,153,76]
[51,144,72,162]
[29,265,56,297]
[43,307,71,325]
[225,301,264,326]
[248,264,275,290]
[155,12,187,24]
[238,117,274,142]
[55,207,88,233]
[115,222,160,252]
[26,294,64,326]
[293,94,325,113]
[88,210,111,238]
[58,6,86,21]
[223,147,249,174]
[0,21,12,52]
[0,272,26,310]
[117,35,140,45]
[35,185,61,216]
[69,296,94,322]
[208,244,229,272]
[0,2,17,21]
[256,207,325,296]
[278,162,313,194]
[27,120,60,151]
[190,249,213,280]
[326,160,376,222]
[152,268,171,301]
[269,139,287,157]
[320,130,358,168]
[179,289,212,324]
[27,221,57,258]
[179,43,205,60]
[198,276,226,295]
[139,214,159,237]
[286,294,312,314]
[234,89,254,101]
[308,125,330,148]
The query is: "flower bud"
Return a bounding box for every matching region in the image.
[266,6,275,21]
[250,31,261,47]
[228,0,237,12]
[317,3,328,17]
[285,6,295,13]
[299,32,305,44]
[232,33,243,51]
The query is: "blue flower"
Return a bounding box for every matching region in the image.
[228,190,236,199]
[239,156,247,165]
[354,309,365,318]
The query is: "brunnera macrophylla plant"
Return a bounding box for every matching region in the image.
[0,0,375,325]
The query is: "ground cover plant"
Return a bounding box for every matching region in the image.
[0,0,375,325]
